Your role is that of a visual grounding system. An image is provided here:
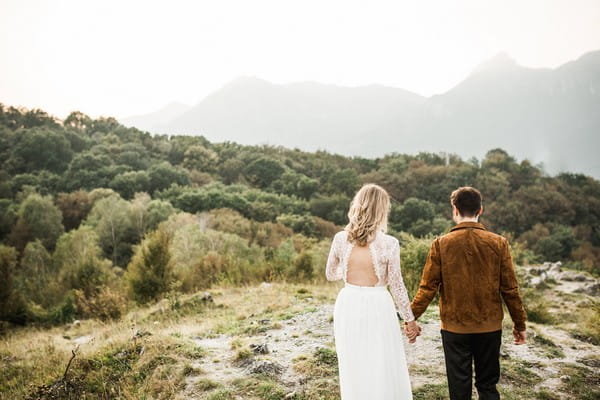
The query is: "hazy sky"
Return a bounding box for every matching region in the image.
[1,0,599,118]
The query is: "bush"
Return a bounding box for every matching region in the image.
[293,251,314,281]
[397,233,434,298]
[73,286,127,321]
[521,288,554,324]
[576,302,600,345]
[26,293,77,325]
[277,213,317,237]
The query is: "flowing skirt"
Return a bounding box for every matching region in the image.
[333,283,413,400]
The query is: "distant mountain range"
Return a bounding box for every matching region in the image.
[121,50,600,178]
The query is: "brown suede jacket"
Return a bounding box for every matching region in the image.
[411,221,527,333]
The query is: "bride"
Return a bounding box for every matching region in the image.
[326,183,419,399]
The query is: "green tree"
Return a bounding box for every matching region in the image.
[148,161,190,193]
[64,111,93,133]
[243,156,285,188]
[109,171,151,199]
[84,194,137,266]
[325,168,359,196]
[63,151,114,191]
[54,226,113,297]
[18,240,57,308]
[129,193,176,240]
[277,213,318,237]
[309,195,350,225]
[481,148,517,173]
[126,225,174,303]
[533,225,578,262]
[10,128,73,173]
[271,171,319,200]
[183,145,219,173]
[390,197,436,234]
[116,143,151,170]
[218,158,245,184]
[0,245,26,323]
[9,193,64,252]
[0,199,18,242]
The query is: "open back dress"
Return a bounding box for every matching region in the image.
[326,229,415,400]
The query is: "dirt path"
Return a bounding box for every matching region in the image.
[175,267,599,399]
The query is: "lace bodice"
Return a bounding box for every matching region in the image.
[326,230,415,322]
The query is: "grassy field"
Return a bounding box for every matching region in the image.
[1,269,599,400]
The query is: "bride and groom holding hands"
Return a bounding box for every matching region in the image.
[326,184,527,400]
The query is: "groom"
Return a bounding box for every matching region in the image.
[409,186,527,400]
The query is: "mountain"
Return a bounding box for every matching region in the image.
[415,50,600,177]
[121,102,189,133]
[123,50,600,177]
[150,77,426,153]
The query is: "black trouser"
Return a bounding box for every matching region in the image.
[440,329,502,400]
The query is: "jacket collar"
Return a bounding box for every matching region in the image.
[450,221,487,232]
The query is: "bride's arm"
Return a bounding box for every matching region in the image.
[387,238,415,322]
[325,233,343,281]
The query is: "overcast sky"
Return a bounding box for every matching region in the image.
[1,0,599,119]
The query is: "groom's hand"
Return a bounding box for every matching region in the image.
[513,329,527,345]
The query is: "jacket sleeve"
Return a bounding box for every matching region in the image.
[387,238,415,322]
[411,238,442,320]
[499,237,527,331]
[325,233,343,281]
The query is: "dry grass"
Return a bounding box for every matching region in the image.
[2,276,598,400]
[0,283,340,399]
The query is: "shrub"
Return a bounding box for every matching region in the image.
[521,288,554,324]
[73,286,127,321]
[293,251,314,281]
[397,233,434,297]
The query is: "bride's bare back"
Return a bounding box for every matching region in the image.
[346,244,378,286]
[325,230,414,322]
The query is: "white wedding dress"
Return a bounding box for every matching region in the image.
[326,230,414,400]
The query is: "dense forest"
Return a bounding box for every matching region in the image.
[1,103,599,328]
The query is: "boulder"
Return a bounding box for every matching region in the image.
[200,292,213,302]
[250,343,269,354]
[574,283,600,296]
[248,360,284,376]
[549,262,562,273]
[529,268,544,276]
[561,272,588,282]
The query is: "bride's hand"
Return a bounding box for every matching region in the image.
[404,321,420,343]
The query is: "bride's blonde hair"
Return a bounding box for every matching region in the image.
[345,183,390,246]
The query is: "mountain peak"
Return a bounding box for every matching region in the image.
[224,76,273,89]
[474,52,518,73]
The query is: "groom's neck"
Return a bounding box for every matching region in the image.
[454,215,479,224]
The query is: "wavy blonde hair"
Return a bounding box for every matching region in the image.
[345,183,390,246]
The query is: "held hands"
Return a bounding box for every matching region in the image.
[404,320,421,344]
[513,328,527,345]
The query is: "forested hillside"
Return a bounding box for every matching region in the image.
[1,103,599,328]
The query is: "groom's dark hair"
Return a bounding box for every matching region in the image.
[450,186,482,217]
